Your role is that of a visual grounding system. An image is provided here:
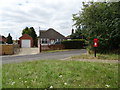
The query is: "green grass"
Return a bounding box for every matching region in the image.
[2,60,118,88]
[43,49,77,53]
[72,53,118,60]
[43,49,69,53]
[0,64,2,89]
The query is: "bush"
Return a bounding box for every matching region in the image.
[61,39,86,49]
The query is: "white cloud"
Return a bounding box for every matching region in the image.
[0,0,92,39]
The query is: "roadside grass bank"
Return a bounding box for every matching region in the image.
[3,60,118,88]
[72,53,118,60]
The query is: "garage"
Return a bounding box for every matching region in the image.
[19,34,33,48]
[22,40,30,48]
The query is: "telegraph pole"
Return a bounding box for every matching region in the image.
[39,27,41,53]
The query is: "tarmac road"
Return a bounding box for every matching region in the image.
[2,49,87,64]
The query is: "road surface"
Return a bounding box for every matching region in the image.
[2,49,87,64]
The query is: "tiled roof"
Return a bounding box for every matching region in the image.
[19,34,33,39]
[38,28,66,39]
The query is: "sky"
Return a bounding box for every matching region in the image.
[0,0,118,40]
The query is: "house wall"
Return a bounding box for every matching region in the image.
[0,37,7,43]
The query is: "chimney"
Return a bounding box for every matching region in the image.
[72,29,74,34]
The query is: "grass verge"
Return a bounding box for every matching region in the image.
[2,60,118,88]
[72,53,118,60]
[43,49,69,53]
[43,49,78,53]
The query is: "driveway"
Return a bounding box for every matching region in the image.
[14,48,39,56]
[2,49,87,64]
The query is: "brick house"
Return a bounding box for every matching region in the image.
[38,28,66,45]
[19,34,33,48]
[0,35,7,44]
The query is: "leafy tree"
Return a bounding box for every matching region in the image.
[22,27,37,47]
[29,27,37,39]
[22,27,32,36]
[29,27,38,47]
[72,2,120,53]
[6,33,13,44]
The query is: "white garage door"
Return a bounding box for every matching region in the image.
[22,40,31,48]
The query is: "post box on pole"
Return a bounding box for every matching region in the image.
[94,38,98,57]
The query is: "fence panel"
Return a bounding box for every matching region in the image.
[1,44,14,55]
[0,44,20,55]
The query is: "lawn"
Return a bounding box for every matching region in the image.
[0,64,2,89]
[72,53,118,60]
[2,60,118,88]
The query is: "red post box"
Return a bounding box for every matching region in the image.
[94,38,98,47]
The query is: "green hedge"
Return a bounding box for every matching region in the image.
[61,39,86,49]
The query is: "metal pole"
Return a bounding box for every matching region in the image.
[39,43,41,53]
[94,47,96,57]
[39,27,41,53]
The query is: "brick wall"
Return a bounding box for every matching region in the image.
[48,44,65,50]
[40,44,65,51]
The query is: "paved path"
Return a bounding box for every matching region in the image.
[2,49,87,64]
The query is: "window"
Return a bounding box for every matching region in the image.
[41,38,47,44]
[42,39,44,43]
[45,39,47,43]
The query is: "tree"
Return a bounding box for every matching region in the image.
[22,27,37,47]
[29,27,38,47]
[22,27,31,36]
[72,2,120,53]
[6,33,13,44]
[29,27,37,39]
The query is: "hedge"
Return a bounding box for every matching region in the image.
[61,39,86,49]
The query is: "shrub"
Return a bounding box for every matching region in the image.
[6,33,13,44]
[61,39,86,49]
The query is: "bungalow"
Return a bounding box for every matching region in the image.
[38,28,66,45]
